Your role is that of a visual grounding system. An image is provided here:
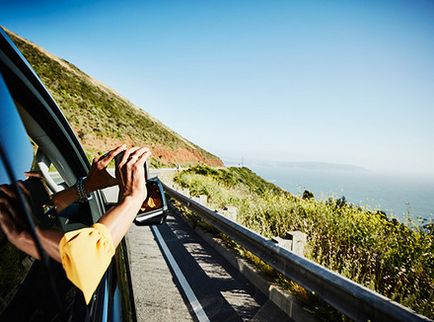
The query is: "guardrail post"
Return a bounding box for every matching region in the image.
[178,188,190,197]
[199,195,207,205]
[221,206,238,221]
[272,231,307,257]
[192,194,208,206]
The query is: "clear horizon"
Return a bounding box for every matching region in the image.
[1,0,433,176]
[222,157,434,180]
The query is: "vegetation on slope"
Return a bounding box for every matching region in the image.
[174,165,434,318]
[5,28,222,167]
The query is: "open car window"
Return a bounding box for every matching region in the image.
[8,98,99,232]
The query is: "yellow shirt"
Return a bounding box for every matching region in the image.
[59,223,115,304]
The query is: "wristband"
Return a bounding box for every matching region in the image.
[76,176,91,203]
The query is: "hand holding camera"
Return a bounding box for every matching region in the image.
[114,147,152,203]
[113,145,167,226]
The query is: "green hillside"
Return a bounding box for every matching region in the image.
[4,28,223,167]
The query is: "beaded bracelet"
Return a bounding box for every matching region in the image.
[76,176,91,202]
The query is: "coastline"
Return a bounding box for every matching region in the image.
[245,164,434,222]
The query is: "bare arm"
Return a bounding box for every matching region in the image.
[97,196,142,247]
[48,145,150,253]
[98,147,151,247]
[0,145,150,262]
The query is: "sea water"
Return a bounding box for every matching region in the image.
[246,164,434,222]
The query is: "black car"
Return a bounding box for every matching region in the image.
[0,27,167,321]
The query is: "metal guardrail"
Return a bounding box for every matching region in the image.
[164,184,431,322]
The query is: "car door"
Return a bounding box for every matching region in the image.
[0,27,136,322]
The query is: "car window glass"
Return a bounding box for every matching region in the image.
[0,117,89,320]
[0,75,89,316]
[0,75,33,183]
[0,74,36,313]
[0,158,35,315]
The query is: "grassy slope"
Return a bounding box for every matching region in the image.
[5,28,223,167]
[174,166,434,318]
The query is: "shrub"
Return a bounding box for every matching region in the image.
[174,165,434,318]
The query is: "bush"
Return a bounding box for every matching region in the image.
[174,165,434,318]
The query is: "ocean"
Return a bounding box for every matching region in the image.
[245,163,434,222]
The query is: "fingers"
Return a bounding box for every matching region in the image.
[1,182,32,204]
[113,146,151,180]
[119,147,141,167]
[1,182,31,200]
[134,150,152,169]
[127,147,151,166]
[17,181,32,200]
[117,146,151,174]
[0,185,15,198]
[25,171,44,179]
[0,198,16,217]
[115,146,151,200]
[94,145,149,169]
[97,144,127,167]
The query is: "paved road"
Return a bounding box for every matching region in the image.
[127,223,192,321]
[127,210,291,322]
[103,181,291,322]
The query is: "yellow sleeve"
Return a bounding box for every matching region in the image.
[59,223,115,304]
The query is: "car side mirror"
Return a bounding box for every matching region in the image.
[134,177,168,226]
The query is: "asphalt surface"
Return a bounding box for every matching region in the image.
[126,210,292,322]
[127,223,193,321]
[103,178,292,322]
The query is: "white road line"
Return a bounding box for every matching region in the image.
[151,225,210,322]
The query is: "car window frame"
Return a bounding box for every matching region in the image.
[1,27,137,322]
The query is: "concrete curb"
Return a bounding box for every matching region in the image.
[172,206,318,322]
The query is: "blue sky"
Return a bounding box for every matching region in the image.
[1,0,433,176]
